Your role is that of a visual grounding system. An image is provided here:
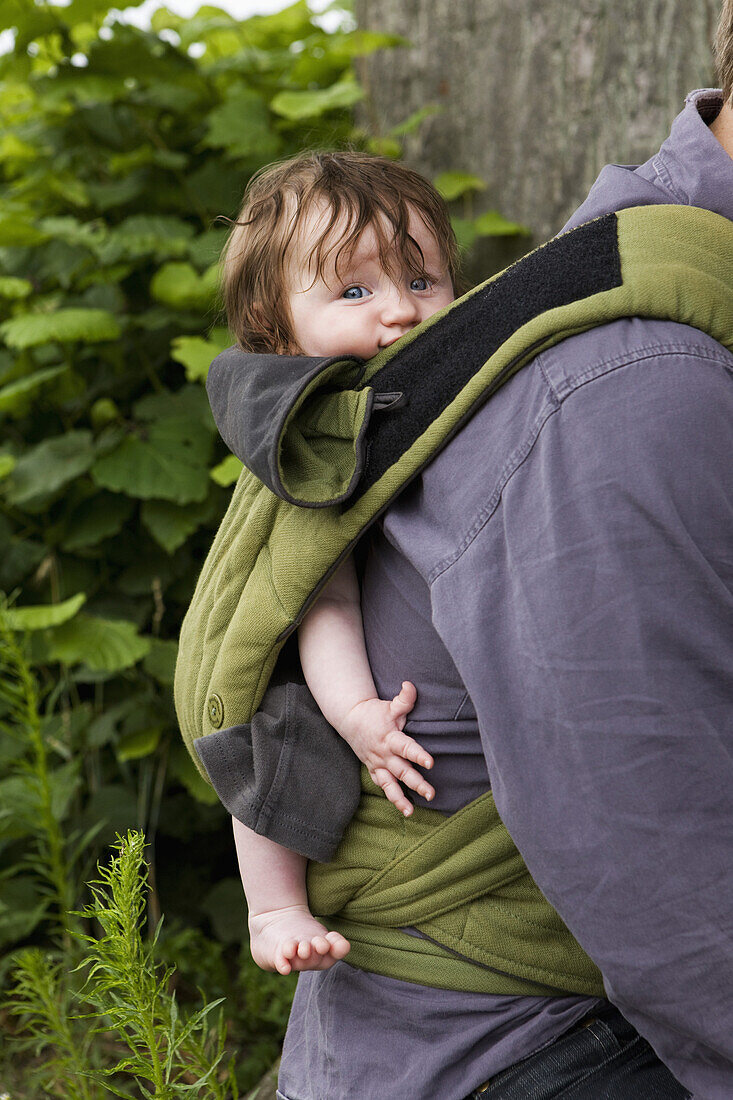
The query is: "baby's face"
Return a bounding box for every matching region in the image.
[284,203,455,361]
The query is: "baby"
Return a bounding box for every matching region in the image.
[218,150,460,976]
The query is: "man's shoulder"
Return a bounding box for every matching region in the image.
[537,316,732,402]
[433,313,731,496]
[385,316,732,583]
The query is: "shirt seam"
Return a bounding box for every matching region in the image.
[651,153,689,203]
[427,344,732,585]
[549,338,732,400]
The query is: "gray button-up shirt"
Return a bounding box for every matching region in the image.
[279,89,733,1100]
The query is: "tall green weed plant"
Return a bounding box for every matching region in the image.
[0,611,243,1096]
[8,831,237,1098]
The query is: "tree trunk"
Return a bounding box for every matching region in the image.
[355,0,719,277]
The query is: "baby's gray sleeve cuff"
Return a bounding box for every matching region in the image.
[194,679,361,863]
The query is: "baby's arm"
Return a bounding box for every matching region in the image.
[298,556,435,815]
[232,817,350,974]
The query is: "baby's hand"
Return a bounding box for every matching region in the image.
[339,682,435,815]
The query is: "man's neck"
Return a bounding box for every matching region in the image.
[710,101,733,161]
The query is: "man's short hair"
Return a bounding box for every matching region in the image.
[217,150,463,354]
[716,0,733,106]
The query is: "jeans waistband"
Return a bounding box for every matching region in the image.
[469,1000,691,1100]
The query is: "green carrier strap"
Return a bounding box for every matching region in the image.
[308,774,606,996]
[175,204,733,996]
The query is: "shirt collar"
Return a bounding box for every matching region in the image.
[648,89,733,220]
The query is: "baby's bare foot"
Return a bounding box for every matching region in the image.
[248,904,351,976]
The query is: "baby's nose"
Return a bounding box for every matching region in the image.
[381,287,420,324]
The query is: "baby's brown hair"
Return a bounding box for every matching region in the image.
[218,150,463,354]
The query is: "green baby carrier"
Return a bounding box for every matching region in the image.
[175,205,733,997]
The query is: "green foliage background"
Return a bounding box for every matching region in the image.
[0,0,526,1092]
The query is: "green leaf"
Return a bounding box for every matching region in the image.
[365,136,402,159]
[0,218,49,246]
[0,132,39,165]
[170,332,231,383]
[434,171,487,201]
[187,229,229,270]
[0,878,49,948]
[143,638,178,685]
[5,431,96,507]
[50,761,83,823]
[0,533,45,590]
[210,453,242,487]
[141,497,214,553]
[387,104,442,137]
[201,878,245,944]
[45,615,151,672]
[473,209,531,237]
[86,173,147,211]
[86,697,141,748]
[203,89,280,159]
[54,0,116,28]
[0,276,33,299]
[92,413,213,504]
[133,382,216,428]
[4,593,86,631]
[0,778,40,841]
[450,216,477,253]
[79,783,139,843]
[96,214,196,265]
[271,77,364,120]
[0,454,16,480]
[60,492,135,551]
[0,365,68,417]
[322,29,410,59]
[169,742,218,804]
[116,726,162,762]
[107,145,188,176]
[142,81,203,113]
[0,308,121,349]
[150,262,219,312]
[0,764,80,838]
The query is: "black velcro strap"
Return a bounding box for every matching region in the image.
[349,212,621,504]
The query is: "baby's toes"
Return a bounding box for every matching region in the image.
[275,948,295,976]
[311,935,332,956]
[325,931,351,959]
[296,939,313,961]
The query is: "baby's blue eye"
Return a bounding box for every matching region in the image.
[411,277,431,291]
[342,285,370,300]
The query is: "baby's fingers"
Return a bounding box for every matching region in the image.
[387,730,434,771]
[389,681,417,719]
[371,767,415,817]
[388,758,435,803]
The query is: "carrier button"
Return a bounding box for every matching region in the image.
[207,694,223,728]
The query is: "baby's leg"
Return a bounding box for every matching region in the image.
[232,817,350,975]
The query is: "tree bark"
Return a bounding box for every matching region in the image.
[355,0,719,276]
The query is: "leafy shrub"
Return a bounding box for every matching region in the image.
[0,0,402,949]
[0,1,391,1088]
[0,0,527,1092]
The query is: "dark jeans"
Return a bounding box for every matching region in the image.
[466,1002,691,1099]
